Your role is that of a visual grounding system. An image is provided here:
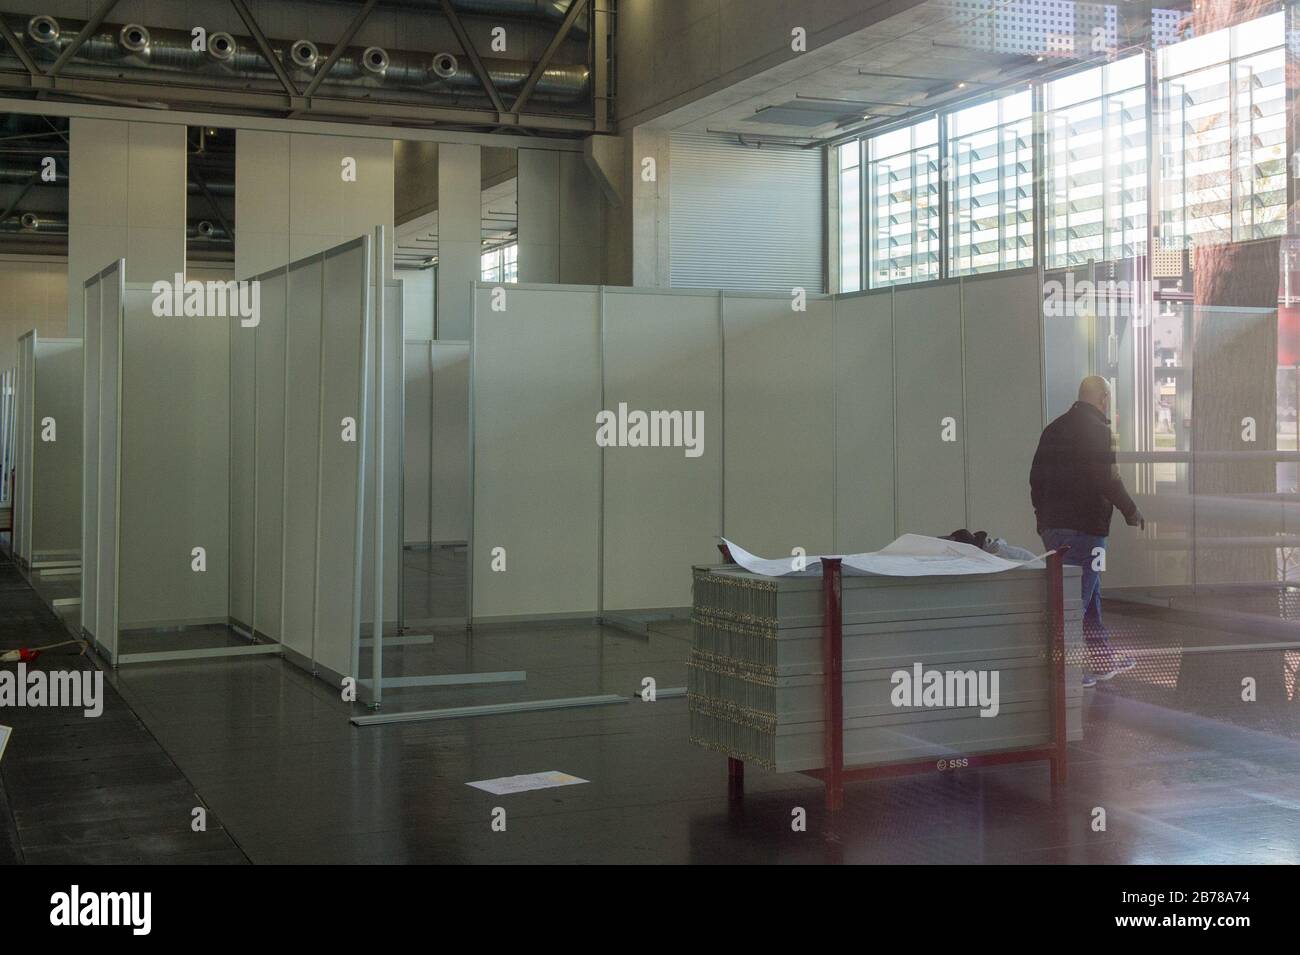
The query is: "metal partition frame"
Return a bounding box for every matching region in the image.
[221,235,376,684]
[0,367,14,511]
[80,261,123,663]
[13,333,84,572]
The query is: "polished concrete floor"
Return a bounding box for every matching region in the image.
[5,541,1300,863]
[0,551,248,864]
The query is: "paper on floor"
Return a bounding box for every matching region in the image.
[720,534,1047,578]
[466,771,589,795]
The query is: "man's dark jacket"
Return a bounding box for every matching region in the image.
[1030,401,1138,537]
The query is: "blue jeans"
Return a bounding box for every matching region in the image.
[1040,528,1107,646]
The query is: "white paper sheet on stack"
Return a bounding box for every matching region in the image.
[722,534,1047,578]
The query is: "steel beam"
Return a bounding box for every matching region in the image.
[302,0,380,99]
[0,90,591,147]
[189,167,235,242]
[0,73,595,134]
[512,0,588,114]
[0,18,40,77]
[0,171,39,225]
[47,0,120,77]
[229,0,300,99]
[439,0,506,115]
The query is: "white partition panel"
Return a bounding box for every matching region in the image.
[0,369,14,510]
[722,293,835,557]
[361,280,401,630]
[94,265,123,657]
[472,284,601,620]
[961,270,1044,548]
[403,341,432,545]
[30,338,83,558]
[13,333,33,563]
[602,288,722,610]
[832,290,896,552]
[313,238,370,680]
[280,257,325,660]
[431,342,470,543]
[118,287,230,629]
[229,290,256,629]
[80,272,104,641]
[254,268,288,640]
[893,280,967,537]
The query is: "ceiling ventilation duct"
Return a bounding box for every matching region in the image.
[289,40,320,70]
[0,12,589,102]
[119,23,150,53]
[208,32,237,63]
[27,14,59,46]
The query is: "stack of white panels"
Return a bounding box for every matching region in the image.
[688,565,1084,773]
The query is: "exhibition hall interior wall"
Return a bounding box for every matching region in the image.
[470,269,1047,621]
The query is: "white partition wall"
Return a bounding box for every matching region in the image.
[23,335,84,564]
[0,368,14,510]
[961,269,1045,548]
[118,286,230,630]
[471,284,602,621]
[603,288,722,610]
[893,280,968,537]
[12,334,32,562]
[253,268,289,641]
[404,339,472,548]
[229,289,256,630]
[832,289,896,552]
[466,278,1048,622]
[313,239,372,681]
[723,293,836,557]
[227,236,379,687]
[431,343,470,543]
[403,340,433,545]
[360,280,403,633]
[80,262,123,659]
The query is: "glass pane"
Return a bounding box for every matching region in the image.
[839,154,861,292]
[1045,55,1148,269]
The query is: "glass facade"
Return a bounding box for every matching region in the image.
[480,243,518,284]
[1044,55,1148,267]
[946,90,1036,276]
[831,7,1292,287]
[1157,11,1286,248]
[867,117,940,287]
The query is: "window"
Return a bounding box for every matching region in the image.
[480,242,518,283]
[946,89,1036,275]
[1044,55,1148,268]
[867,117,940,287]
[1157,11,1286,248]
[837,143,862,292]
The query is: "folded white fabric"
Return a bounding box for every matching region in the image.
[721,533,1047,578]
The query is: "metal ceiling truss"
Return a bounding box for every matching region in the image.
[0,0,607,136]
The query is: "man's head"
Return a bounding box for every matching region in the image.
[1078,375,1110,415]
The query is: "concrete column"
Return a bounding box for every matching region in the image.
[68,119,186,334]
[517,149,560,283]
[630,126,671,288]
[557,152,604,285]
[236,131,395,280]
[436,143,480,341]
[518,148,606,286]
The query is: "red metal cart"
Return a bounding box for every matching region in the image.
[714,544,1069,811]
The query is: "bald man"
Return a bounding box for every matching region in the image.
[1030,376,1143,687]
